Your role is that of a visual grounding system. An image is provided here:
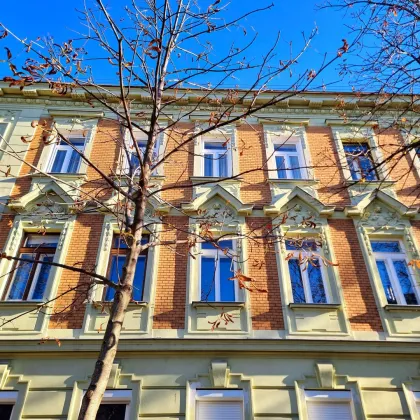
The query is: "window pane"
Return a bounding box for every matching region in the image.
[201,257,216,301]
[220,258,235,301]
[7,254,34,300]
[308,261,327,303]
[204,142,226,150]
[359,155,378,180]
[286,240,317,252]
[202,240,233,250]
[0,405,13,420]
[289,155,302,179]
[218,154,227,177]
[274,144,297,152]
[204,154,213,176]
[288,259,306,303]
[393,260,418,304]
[371,241,401,253]
[276,156,286,178]
[344,143,377,181]
[50,150,67,173]
[96,404,126,420]
[376,260,397,304]
[105,255,126,301]
[26,235,59,248]
[67,150,82,173]
[31,255,54,300]
[132,256,146,301]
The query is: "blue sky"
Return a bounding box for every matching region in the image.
[0,0,354,91]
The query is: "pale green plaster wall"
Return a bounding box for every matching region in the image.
[1,353,419,419]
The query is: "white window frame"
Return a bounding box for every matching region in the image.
[202,139,232,178]
[272,139,306,180]
[371,239,420,305]
[3,234,60,302]
[285,240,330,304]
[195,389,245,420]
[264,125,312,180]
[198,240,239,302]
[47,134,86,174]
[329,124,387,182]
[342,142,378,181]
[0,391,18,419]
[305,390,356,420]
[122,127,164,176]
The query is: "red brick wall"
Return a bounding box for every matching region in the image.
[246,217,284,330]
[11,118,53,198]
[49,214,104,329]
[0,216,14,250]
[329,219,383,331]
[153,216,189,329]
[161,124,194,205]
[375,128,420,207]
[306,126,351,206]
[237,125,271,205]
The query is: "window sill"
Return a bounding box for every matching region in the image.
[33,172,88,181]
[345,179,395,187]
[91,300,149,308]
[190,176,242,184]
[384,304,420,312]
[0,301,45,308]
[192,301,245,308]
[267,178,319,186]
[289,303,341,310]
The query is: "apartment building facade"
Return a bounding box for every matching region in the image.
[0,84,420,419]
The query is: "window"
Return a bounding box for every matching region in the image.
[104,235,149,302]
[274,143,303,179]
[195,389,244,420]
[0,391,17,420]
[200,240,236,302]
[203,141,231,177]
[371,240,418,305]
[286,240,328,304]
[128,140,146,174]
[305,390,355,420]
[49,136,85,173]
[343,143,378,181]
[3,234,59,301]
[83,390,130,420]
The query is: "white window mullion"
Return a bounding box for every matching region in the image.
[301,269,313,303]
[215,253,221,301]
[387,256,407,305]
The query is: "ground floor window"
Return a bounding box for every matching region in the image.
[305,390,355,420]
[195,389,244,420]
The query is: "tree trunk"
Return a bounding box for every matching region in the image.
[77,190,148,419]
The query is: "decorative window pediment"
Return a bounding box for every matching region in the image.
[264,186,335,218]
[182,184,253,220]
[8,181,77,217]
[345,189,418,221]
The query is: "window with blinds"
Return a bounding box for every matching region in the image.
[195,389,244,420]
[305,390,354,420]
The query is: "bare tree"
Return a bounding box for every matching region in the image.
[0,0,344,418]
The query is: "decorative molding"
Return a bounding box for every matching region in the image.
[209,360,229,388]
[315,362,336,388]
